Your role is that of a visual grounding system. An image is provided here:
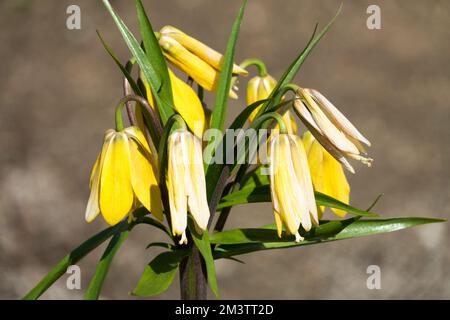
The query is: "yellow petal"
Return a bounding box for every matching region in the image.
[247,77,262,122]
[85,130,115,223]
[160,36,218,91]
[273,136,303,235]
[160,25,247,75]
[99,133,134,226]
[247,75,277,122]
[126,133,164,222]
[321,146,350,217]
[169,70,206,138]
[141,69,206,138]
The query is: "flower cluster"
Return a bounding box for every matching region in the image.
[85,25,372,244]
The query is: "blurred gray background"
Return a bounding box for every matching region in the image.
[1,0,449,299]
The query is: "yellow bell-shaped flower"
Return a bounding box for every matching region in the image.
[159,25,247,98]
[269,133,318,242]
[302,131,350,218]
[246,74,297,133]
[166,128,210,244]
[141,69,206,138]
[85,127,163,226]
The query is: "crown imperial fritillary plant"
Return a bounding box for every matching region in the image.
[23,0,443,300]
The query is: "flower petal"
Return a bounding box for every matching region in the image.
[169,70,206,138]
[167,132,188,237]
[127,134,164,221]
[160,25,247,75]
[306,88,371,147]
[99,133,134,226]
[185,133,210,231]
[160,35,218,91]
[300,89,360,156]
[85,130,115,223]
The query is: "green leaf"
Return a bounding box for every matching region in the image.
[97,31,143,96]
[217,182,378,217]
[85,228,129,300]
[135,0,174,122]
[188,220,220,298]
[133,249,188,297]
[209,0,248,132]
[212,217,445,258]
[23,220,127,300]
[102,0,174,123]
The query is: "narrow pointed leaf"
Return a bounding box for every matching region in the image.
[212,217,445,258]
[135,0,174,115]
[217,183,378,217]
[102,0,174,123]
[97,31,143,96]
[209,0,248,132]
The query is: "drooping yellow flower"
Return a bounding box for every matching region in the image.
[141,69,205,138]
[85,127,163,226]
[302,131,350,218]
[269,133,318,242]
[246,74,297,133]
[294,87,372,173]
[166,129,210,244]
[159,25,247,98]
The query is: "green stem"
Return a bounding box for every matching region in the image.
[179,246,207,300]
[240,58,268,77]
[250,112,287,134]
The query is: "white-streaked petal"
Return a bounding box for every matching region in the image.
[185,132,210,231]
[306,88,371,147]
[291,135,319,227]
[300,89,360,156]
[167,132,188,236]
[294,100,355,174]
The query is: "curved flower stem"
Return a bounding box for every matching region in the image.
[250,112,287,134]
[123,78,137,126]
[115,95,163,140]
[240,58,268,77]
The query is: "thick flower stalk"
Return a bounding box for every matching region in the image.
[166,128,210,244]
[269,133,319,242]
[294,87,372,173]
[158,25,247,98]
[85,126,163,226]
[302,131,350,218]
[141,69,206,138]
